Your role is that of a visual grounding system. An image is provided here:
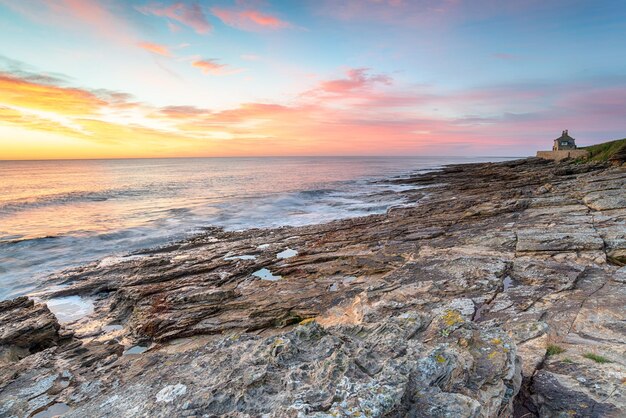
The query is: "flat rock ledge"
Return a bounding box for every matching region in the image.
[1,158,624,418]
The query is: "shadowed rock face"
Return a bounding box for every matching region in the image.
[0,158,624,417]
[0,297,60,366]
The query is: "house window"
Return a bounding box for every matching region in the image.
[561,141,569,146]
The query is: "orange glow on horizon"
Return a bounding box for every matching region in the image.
[1,66,622,160]
[1,68,473,159]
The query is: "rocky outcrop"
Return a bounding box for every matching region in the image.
[0,158,624,417]
[0,297,60,367]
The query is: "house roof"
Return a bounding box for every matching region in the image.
[555,131,575,141]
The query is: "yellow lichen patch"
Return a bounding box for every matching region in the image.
[487,351,499,359]
[442,310,464,327]
[271,338,286,348]
[436,354,447,363]
[299,318,316,325]
[491,338,502,345]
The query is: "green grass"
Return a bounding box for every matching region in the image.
[581,138,626,161]
[546,344,566,356]
[583,352,611,364]
[561,358,574,364]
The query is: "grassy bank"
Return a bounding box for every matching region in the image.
[581,138,626,162]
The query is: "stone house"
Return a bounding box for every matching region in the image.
[537,130,588,160]
[553,130,577,150]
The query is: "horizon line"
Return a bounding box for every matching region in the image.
[0,154,529,162]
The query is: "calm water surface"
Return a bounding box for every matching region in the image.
[0,156,511,299]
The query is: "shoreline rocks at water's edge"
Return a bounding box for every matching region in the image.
[1,157,625,417]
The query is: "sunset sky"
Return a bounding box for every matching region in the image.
[1,0,625,159]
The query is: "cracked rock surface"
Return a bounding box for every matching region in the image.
[0,158,624,417]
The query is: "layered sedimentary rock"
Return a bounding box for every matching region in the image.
[0,297,60,367]
[0,158,624,417]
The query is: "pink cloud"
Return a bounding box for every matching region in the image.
[156,105,208,119]
[1,0,137,43]
[138,41,171,56]
[298,68,436,114]
[211,8,291,31]
[191,59,242,76]
[318,68,392,94]
[555,86,626,118]
[150,67,626,156]
[138,2,212,34]
[5,60,624,157]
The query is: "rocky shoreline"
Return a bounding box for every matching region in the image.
[1,157,624,417]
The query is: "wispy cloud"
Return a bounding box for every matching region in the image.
[0,0,138,43]
[2,63,625,158]
[316,68,392,94]
[191,59,243,76]
[156,105,208,119]
[0,73,107,115]
[138,41,171,56]
[0,1,188,62]
[211,7,291,31]
[137,2,212,34]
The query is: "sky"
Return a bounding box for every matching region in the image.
[0,0,625,159]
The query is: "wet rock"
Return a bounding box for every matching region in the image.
[0,158,624,417]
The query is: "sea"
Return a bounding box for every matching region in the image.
[0,156,513,300]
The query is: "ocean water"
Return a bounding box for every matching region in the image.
[0,156,509,299]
